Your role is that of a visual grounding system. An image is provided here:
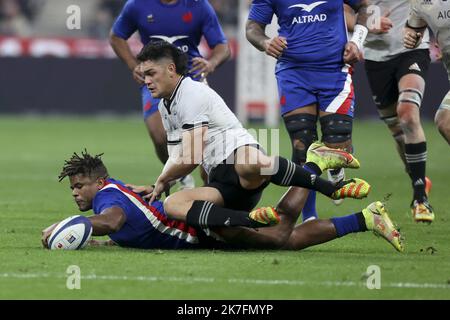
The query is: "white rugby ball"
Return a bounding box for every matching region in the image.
[48,215,93,250]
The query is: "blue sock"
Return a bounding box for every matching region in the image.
[330,212,367,237]
[302,191,318,222]
[301,164,319,222]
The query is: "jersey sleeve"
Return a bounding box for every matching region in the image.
[111,0,138,40]
[248,0,274,25]
[93,189,131,217]
[408,1,427,28]
[200,1,228,48]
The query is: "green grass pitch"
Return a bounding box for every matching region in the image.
[0,116,449,299]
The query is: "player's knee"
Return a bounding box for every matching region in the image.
[235,163,259,178]
[397,108,420,131]
[163,195,188,220]
[320,114,352,145]
[284,113,318,164]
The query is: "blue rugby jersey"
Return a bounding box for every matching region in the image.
[112,0,227,71]
[93,178,199,249]
[248,0,361,72]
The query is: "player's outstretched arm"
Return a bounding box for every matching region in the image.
[88,207,127,236]
[41,208,126,248]
[149,127,206,202]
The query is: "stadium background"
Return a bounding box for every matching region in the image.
[1,0,450,300]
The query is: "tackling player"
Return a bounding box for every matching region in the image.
[404,0,450,146]
[138,41,371,231]
[350,0,434,223]
[41,150,403,253]
[110,0,231,187]
[245,0,371,223]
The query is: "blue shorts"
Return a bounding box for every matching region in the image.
[276,66,355,117]
[141,85,161,120]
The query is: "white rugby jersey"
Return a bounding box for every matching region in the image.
[409,0,450,75]
[158,76,259,174]
[364,0,429,62]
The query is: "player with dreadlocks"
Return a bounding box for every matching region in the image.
[42,150,403,252]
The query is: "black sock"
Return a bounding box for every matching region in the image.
[186,200,255,228]
[270,157,336,197]
[405,142,427,201]
[304,162,322,175]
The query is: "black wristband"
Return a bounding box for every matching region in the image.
[405,21,425,31]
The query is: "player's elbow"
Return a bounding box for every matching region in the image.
[109,31,122,48]
[108,220,122,233]
[106,214,126,234]
[223,43,231,62]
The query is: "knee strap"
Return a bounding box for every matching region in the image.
[320,114,353,144]
[399,88,423,108]
[284,113,318,163]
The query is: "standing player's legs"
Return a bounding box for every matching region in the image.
[141,86,195,189]
[278,69,319,223]
[365,58,410,173]
[394,50,433,222]
[317,66,355,205]
[366,51,433,222]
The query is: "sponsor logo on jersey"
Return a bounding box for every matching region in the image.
[147,14,154,23]
[182,11,193,23]
[289,1,328,25]
[288,1,327,12]
[438,10,450,20]
[409,63,422,72]
[150,35,190,53]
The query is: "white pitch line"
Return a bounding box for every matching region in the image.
[1,273,450,290]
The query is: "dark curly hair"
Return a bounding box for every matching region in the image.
[136,40,188,75]
[58,149,109,182]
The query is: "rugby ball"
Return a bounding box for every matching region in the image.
[48,215,93,250]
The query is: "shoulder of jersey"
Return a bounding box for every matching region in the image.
[180,79,209,101]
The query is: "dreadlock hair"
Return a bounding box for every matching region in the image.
[58,149,109,182]
[136,40,188,75]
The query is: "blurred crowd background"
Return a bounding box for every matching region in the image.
[0,0,239,38]
[0,0,447,120]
